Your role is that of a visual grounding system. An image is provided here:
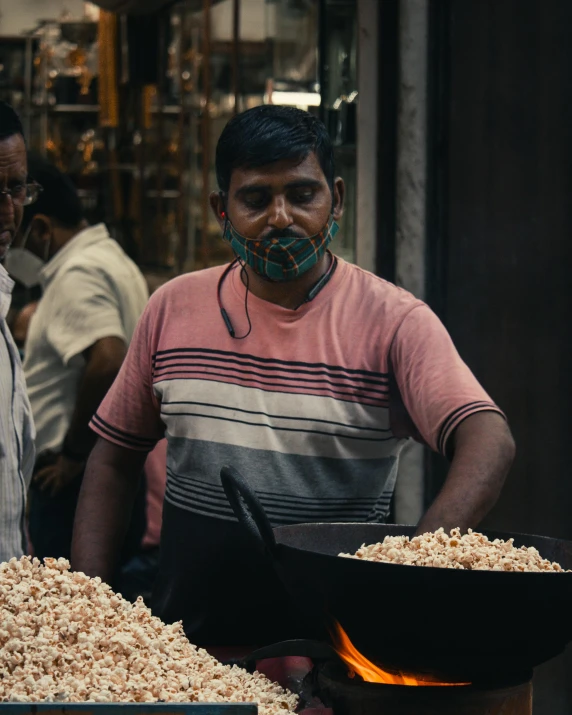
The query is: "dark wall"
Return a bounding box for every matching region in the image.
[426,3,572,710]
[427,0,572,540]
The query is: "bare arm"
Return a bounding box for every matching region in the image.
[71,437,147,582]
[66,336,127,456]
[415,411,515,534]
[35,336,128,495]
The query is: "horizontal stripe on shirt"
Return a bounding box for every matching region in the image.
[162,436,399,525]
[153,347,390,381]
[156,378,398,460]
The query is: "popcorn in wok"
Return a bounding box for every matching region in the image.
[339,527,568,572]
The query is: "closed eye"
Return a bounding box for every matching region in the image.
[289,188,316,204]
[242,192,270,210]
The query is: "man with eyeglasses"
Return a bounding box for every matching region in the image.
[0,102,37,561]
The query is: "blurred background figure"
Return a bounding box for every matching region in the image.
[12,155,149,563]
[7,284,166,603]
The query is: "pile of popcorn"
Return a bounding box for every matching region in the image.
[0,556,297,712]
[339,527,568,572]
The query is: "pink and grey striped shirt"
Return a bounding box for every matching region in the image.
[92,258,503,523]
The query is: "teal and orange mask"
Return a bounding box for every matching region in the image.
[222,215,339,282]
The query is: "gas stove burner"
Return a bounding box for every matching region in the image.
[225,640,533,715]
[312,659,533,715]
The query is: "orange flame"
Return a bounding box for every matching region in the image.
[331,621,470,687]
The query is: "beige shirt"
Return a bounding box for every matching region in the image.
[24,223,148,455]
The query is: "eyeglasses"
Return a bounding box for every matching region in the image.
[0,182,43,207]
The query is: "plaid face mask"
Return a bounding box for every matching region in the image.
[222,215,339,282]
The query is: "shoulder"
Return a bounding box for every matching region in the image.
[141,264,227,321]
[150,264,227,305]
[70,239,140,277]
[130,264,227,348]
[62,241,146,294]
[335,258,425,323]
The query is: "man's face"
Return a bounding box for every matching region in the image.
[0,134,27,261]
[217,151,344,240]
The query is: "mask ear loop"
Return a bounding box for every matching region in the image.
[219,192,253,340]
[19,222,33,250]
[20,218,51,262]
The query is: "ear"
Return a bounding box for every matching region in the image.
[209,192,227,229]
[332,177,345,221]
[30,214,53,242]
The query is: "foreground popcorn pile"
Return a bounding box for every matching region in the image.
[0,557,298,711]
[339,527,568,572]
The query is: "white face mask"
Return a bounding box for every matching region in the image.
[4,224,45,288]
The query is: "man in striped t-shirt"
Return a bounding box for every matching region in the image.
[72,106,515,646]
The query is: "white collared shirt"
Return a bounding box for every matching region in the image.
[0,264,35,561]
[24,223,148,455]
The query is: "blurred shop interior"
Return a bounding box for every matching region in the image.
[0,0,358,292]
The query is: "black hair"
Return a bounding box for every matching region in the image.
[0,102,24,141]
[21,153,84,232]
[215,105,335,193]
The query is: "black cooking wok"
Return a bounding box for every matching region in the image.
[220,465,572,681]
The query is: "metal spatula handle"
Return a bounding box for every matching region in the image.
[220,465,278,556]
[241,639,337,669]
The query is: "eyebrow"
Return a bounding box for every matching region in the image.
[234,179,323,198]
[7,175,27,186]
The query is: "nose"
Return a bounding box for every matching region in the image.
[267,196,293,229]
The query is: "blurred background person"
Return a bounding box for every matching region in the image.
[0,102,37,561]
[14,155,149,562]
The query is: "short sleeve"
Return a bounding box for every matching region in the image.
[90,302,164,452]
[46,266,126,366]
[390,304,505,456]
